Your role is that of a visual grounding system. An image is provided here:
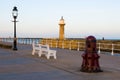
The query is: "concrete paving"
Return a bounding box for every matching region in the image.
[0,44,120,80]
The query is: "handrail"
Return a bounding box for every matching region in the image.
[1,38,120,55]
[42,39,120,55]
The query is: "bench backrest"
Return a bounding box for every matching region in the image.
[41,44,49,51]
[32,42,41,49]
[32,42,50,51]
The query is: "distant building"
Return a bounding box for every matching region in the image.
[59,16,65,40]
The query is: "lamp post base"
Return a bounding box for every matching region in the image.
[13,48,17,50]
[13,39,17,51]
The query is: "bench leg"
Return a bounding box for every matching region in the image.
[38,51,42,57]
[32,49,35,55]
[47,55,50,59]
[54,53,57,59]
[54,55,57,59]
[46,53,50,59]
[47,52,57,59]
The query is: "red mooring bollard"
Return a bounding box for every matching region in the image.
[80,36,103,72]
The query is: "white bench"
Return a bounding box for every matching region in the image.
[32,42,57,59]
[32,42,41,56]
[40,44,57,59]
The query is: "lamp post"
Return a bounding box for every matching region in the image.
[12,6,18,50]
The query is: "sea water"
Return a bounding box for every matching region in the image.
[1,38,42,44]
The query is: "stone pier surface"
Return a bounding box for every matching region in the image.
[0,44,120,80]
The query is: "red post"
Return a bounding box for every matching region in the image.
[80,36,103,72]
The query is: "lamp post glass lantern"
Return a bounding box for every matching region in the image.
[12,6,18,50]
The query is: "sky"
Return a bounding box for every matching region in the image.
[0,0,120,39]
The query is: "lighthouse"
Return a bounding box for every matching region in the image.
[59,16,65,40]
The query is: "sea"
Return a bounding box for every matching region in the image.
[1,38,42,44]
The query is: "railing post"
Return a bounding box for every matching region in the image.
[77,42,80,51]
[62,41,64,49]
[51,40,52,47]
[31,38,35,43]
[31,38,33,44]
[28,38,30,44]
[30,38,33,44]
[32,39,35,43]
[69,41,71,50]
[46,39,47,44]
[22,39,23,44]
[98,43,101,54]
[24,38,26,44]
[24,39,26,44]
[111,44,114,55]
[24,39,25,44]
[26,38,27,44]
[23,39,24,44]
[29,38,30,44]
[56,40,58,48]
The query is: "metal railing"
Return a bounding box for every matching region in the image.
[0,38,120,55]
[97,43,120,55]
[0,38,42,45]
[40,39,120,56]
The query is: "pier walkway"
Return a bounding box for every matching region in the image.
[0,44,120,80]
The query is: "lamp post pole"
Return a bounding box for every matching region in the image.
[12,6,18,50]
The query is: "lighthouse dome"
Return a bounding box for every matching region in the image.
[59,16,65,24]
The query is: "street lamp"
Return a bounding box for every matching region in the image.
[12,6,18,50]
